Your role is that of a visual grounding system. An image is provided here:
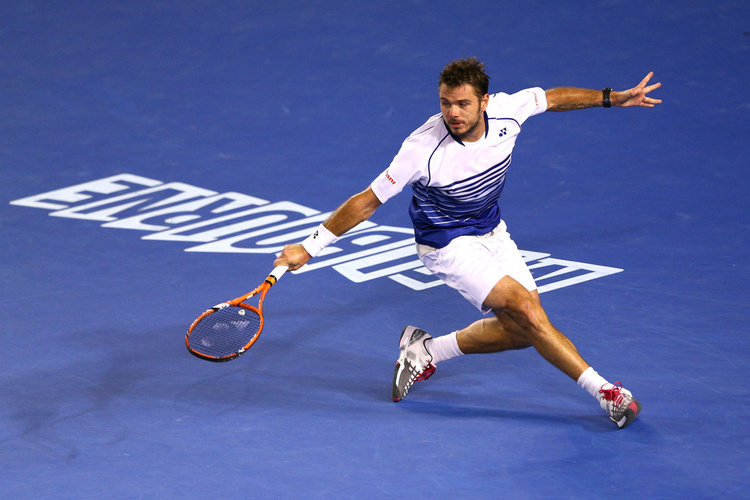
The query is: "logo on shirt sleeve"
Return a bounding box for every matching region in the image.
[384,169,397,185]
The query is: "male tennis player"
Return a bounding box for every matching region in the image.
[275,58,661,429]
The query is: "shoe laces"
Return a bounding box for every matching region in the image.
[415,363,435,382]
[599,382,624,405]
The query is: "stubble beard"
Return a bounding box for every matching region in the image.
[452,114,482,141]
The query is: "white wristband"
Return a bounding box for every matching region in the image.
[301,224,338,258]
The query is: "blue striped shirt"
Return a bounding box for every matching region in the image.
[371,88,547,248]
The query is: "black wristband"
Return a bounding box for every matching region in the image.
[602,88,612,108]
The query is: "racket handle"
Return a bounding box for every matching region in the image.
[268,266,288,285]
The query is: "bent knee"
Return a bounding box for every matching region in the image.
[488,285,548,331]
[502,300,547,330]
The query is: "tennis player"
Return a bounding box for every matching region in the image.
[274,58,661,429]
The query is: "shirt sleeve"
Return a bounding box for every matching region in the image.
[370,118,436,203]
[370,166,404,204]
[491,87,547,124]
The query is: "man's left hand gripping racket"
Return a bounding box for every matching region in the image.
[186,266,288,362]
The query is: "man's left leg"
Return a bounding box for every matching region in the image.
[481,276,642,429]
[391,311,531,402]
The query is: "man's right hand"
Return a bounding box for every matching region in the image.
[273,243,312,271]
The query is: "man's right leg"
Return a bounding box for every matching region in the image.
[454,312,533,355]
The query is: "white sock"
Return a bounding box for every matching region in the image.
[576,367,613,400]
[425,331,464,364]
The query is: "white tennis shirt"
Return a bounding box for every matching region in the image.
[371,88,547,248]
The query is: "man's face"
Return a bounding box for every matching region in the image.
[439,83,489,142]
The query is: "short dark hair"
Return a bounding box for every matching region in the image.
[439,57,490,99]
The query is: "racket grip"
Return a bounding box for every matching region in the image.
[268,266,288,284]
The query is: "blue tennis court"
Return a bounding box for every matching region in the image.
[2,1,749,497]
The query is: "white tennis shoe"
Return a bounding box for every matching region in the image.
[391,326,435,402]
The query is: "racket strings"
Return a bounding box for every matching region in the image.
[188,306,261,359]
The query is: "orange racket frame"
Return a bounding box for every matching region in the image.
[186,266,287,362]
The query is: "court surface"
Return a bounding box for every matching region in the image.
[2,1,749,498]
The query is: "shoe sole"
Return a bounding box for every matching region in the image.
[391,362,405,402]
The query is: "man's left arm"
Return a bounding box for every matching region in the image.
[545,72,662,112]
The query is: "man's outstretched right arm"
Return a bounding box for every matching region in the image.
[273,186,382,271]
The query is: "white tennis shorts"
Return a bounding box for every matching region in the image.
[416,220,537,314]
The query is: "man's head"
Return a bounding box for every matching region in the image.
[438,58,490,142]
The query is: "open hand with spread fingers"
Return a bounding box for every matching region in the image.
[613,72,662,108]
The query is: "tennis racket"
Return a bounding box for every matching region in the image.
[186,266,288,362]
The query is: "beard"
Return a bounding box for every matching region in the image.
[447,114,483,141]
